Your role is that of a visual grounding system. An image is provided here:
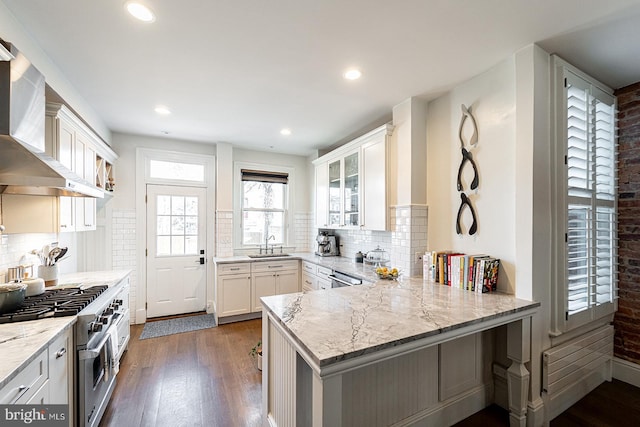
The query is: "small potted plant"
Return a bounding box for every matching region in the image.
[249,340,262,371]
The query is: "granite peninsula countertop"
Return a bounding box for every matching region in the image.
[261,276,540,369]
[0,269,131,389]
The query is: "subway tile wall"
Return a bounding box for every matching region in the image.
[294,212,313,252]
[216,210,234,257]
[112,209,137,323]
[0,233,59,282]
[322,205,428,276]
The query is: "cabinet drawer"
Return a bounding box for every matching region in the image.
[302,261,317,275]
[302,273,317,292]
[217,263,251,275]
[252,260,299,273]
[0,349,48,404]
[316,266,332,280]
[317,277,331,290]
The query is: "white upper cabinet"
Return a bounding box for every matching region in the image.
[313,123,393,231]
[361,132,388,231]
[315,162,329,228]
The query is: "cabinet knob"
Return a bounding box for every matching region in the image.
[56,348,67,358]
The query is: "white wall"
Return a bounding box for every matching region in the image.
[426,57,517,293]
[0,2,111,144]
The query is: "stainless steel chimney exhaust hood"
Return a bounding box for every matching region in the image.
[0,41,103,198]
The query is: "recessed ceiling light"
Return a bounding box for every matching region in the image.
[125,2,156,23]
[154,105,171,115]
[280,128,292,136]
[343,69,362,80]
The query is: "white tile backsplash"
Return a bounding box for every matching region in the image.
[112,209,137,324]
[325,205,428,276]
[216,210,234,257]
[0,232,59,279]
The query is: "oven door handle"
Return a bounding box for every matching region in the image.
[79,332,110,360]
[329,275,352,287]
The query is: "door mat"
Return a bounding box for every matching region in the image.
[139,314,216,340]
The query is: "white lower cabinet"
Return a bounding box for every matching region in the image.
[216,260,300,321]
[0,349,48,404]
[251,260,300,312]
[49,328,72,407]
[302,272,317,292]
[302,261,332,290]
[0,327,72,413]
[252,271,277,312]
[219,273,253,317]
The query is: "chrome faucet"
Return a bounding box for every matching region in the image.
[260,234,275,254]
[266,234,275,254]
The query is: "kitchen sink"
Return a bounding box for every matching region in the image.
[247,253,291,258]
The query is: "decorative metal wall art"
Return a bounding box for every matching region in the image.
[456,104,479,235]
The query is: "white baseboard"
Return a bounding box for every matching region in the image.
[613,357,640,388]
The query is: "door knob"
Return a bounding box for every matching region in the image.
[195,257,205,264]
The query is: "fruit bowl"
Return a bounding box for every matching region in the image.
[375,266,399,280]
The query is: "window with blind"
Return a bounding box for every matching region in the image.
[560,66,618,331]
[241,169,288,246]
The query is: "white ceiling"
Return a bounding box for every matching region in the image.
[3,0,640,155]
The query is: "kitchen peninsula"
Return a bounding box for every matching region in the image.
[261,277,539,427]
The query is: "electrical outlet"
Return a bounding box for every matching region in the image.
[415,252,423,263]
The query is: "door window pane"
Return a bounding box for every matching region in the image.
[157,195,171,215]
[172,196,185,215]
[156,194,199,256]
[185,197,198,215]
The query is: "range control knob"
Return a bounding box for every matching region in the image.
[98,316,110,324]
[110,303,120,311]
[103,308,114,315]
[89,322,103,333]
[114,299,123,305]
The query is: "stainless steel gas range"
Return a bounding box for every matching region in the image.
[76,278,130,427]
[0,276,130,427]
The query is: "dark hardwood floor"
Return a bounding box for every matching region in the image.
[100,319,262,427]
[101,318,640,427]
[455,379,640,426]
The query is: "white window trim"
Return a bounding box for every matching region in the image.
[233,161,295,251]
[550,55,618,336]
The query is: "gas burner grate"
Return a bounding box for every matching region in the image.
[0,285,109,323]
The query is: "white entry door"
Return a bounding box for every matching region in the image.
[146,184,207,318]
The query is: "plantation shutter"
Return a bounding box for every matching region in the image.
[564,71,618,326]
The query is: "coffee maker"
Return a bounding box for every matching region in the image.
[315,231,339,257]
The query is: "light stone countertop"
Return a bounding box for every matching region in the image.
[261,276,540,369]
[0,269,131,389]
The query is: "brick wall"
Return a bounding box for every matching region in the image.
[614,81,640,363]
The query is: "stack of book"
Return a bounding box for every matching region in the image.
[423,251,500,293]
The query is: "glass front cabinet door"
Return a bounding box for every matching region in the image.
[343,151,359,227]
[328,159,341,227]
[324,149,361,228]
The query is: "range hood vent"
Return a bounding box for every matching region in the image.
[0,41,103,198]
